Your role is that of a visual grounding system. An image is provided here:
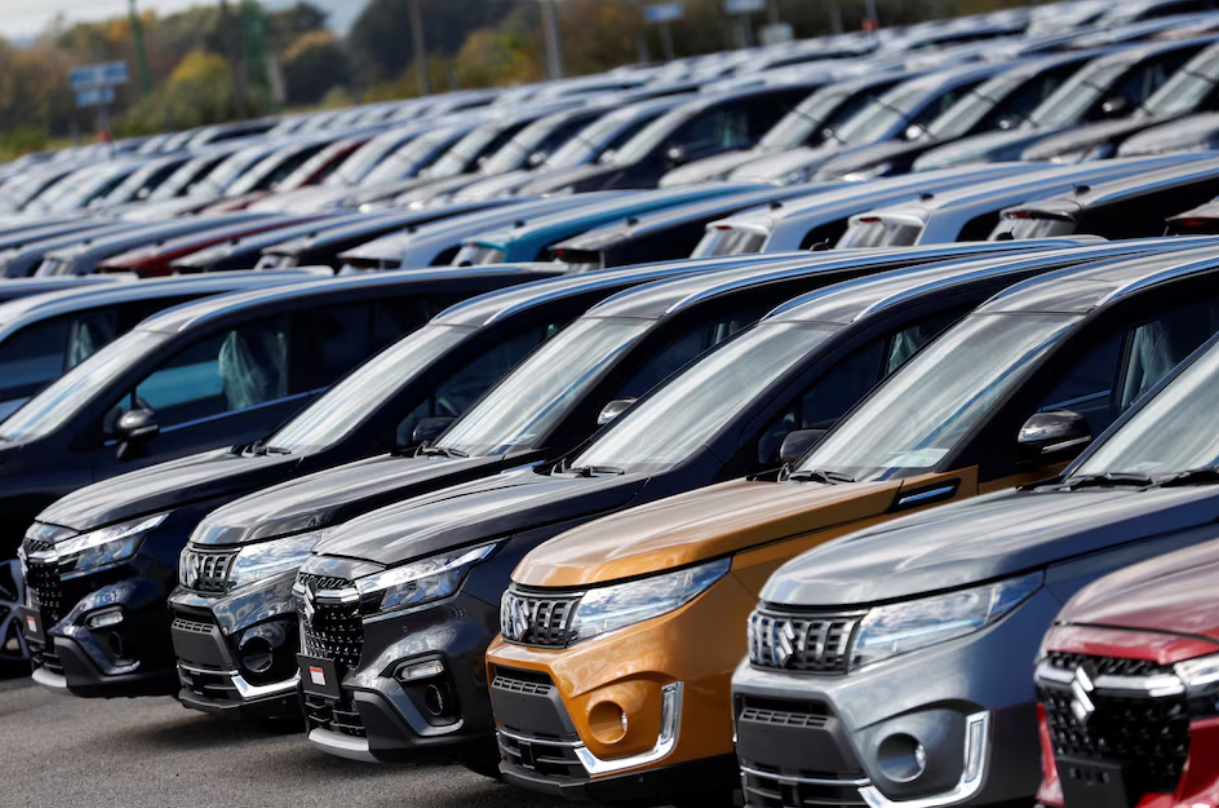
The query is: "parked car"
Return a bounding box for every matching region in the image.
[691,163,1035,257]
[1166,195,1219,232]
[915,38,1218,170]
[838,155,1201,247]
[289,239,1091,769]
[992,155,1219,238]
[1117,107,1219,155]
[658,74,908,187]
[518,84,820,194]
[729,242,1219,808]
[162,257,786,721]
[483,239,1202,805]
[0,270,329,422]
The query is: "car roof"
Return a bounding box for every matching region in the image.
[43,213,272,259]
[137,265,564,334]
[264,203,511,256]
[980,240,1219,313]
[0,269,327,328]
[588,240,1089,320]
[1003,156,1219,216]
[765,239,1202,325]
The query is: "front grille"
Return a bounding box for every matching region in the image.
[179,547,239,594]
[741,768,867,808]
[748,609,861,673]
[740,706,830,730]
[29,639,64,676]
[171,616,213,635]
[498,730,586,781]
[493,670,554,697]
[25,562,63,623]
[24,538,53,554]
[296,573,362,670]
[304,693,366,738]
[1040,653,1189,797]
[500,588,580,647]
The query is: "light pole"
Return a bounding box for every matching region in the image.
[408,0,431,95]
[540,0,565,80]
[128,0,152,97]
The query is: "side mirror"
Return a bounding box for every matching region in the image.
[779,429,827,466]
[666,145,688,169]
[116,408,159,462]
[1018,410,1091,465]
[528,151,547,167]
[904,123,928,141]
[1101,96,1129,118]
[412,416,456,447]
[598,398,637,426]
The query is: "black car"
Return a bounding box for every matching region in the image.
[283,239,1101,768]
[518,84,820,194]
[729,242,1219,808]
[991,155,1219,239]
[7,267,568,681]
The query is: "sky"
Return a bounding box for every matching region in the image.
[0,0,369,41]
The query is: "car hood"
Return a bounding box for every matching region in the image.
[1119,111,1219,156]
[660,150,766,186]
[1022,117,1171,161]
[454,170,533,202]
[192,453,511,547]
[514,477,903,588]
[762,484,1219,608]
[814,140,937,179]
[1057,533,1219,641]
[313,468,646,568]
[728,147,843,182]
[37,449,300,533]
[520,164,617,195]
[120,196,213,222]
[913,127,1065,170]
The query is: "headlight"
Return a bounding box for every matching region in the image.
[852,572,1041,669]
[357,542,498,616]
[57,513,169,577]
[1175,653,1219,712]
[781,167,813,185]
[564,558,731,644]
[841,162,893,182]
[223,530,329,589]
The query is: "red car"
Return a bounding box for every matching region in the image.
[1035,535,1219,808]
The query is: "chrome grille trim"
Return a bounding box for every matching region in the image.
[748,608,864,673]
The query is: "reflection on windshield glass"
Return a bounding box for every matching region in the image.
[437,318,650,457]
[800,313,1078,481]
[268,325,474,453]
[572,323,832,474]
[1076,340,1219,477]
[0,330,166,443]
[1028,62,1124,129]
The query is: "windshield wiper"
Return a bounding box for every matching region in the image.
[567,464,625,477]
[787,468,856,485]
[1155,467,1219,488]
[1063,472,1154,490]
[419,445,468,459]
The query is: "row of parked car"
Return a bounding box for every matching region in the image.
[4,3,1219,808]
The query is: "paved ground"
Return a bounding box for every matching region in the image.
[0,677,651,808]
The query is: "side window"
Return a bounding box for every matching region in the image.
[745,90,807,138]
[906,83,983,134]
[612,308,766,401]
[112,316,290,432]
[293,304,372,391]
[1038,298,1219,436]
[756,309,965,464]
[65,311,119,370]
[1101,51,1197,119]
[117,296,200,331]
[396,323,563,445]
[978,66,1077,131]
[373,297,452,349]
[0,319,72,401]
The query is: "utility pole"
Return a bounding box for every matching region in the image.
[128,0,152,97]
[408,0,431,95]
[219,0,248,119]
[827,0,844,34]
[767,0,780,25]
[540,0,565,81]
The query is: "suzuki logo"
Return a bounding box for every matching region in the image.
[301,584,317,628]
[507,595,533,642]
[771,620,797,668]
[1070,665,1096,725]
[184,551,204,589]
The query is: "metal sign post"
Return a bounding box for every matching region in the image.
[724,0,764,49]
[70,61,128,157]
[644,3,684,62]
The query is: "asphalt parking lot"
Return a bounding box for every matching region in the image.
[0,677,644,808]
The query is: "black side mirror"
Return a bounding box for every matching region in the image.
[412,417,456,447]
[598,398,637,426]
[779,429,827,466]
[116,408,159,462]
[1101,96,1129,118]
[666,146,688,169]
[1018,410,1091,465]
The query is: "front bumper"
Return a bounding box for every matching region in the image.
[484,571,758,802]
[730,588,1065,808]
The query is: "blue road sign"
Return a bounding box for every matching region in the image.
[725,0,765,13]
[645,3,685,23]
[70,62,129,91]
[75,87,117,109]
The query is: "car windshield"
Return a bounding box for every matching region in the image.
[834,85,927,146]
[193,151,262,198]
[328,134,414,187]
[759,90,849,149]
[265,324,474,453]
[1143,47,1219,118]
[549,114,628,167]
[694,226,769,257]
[436,317,650,457]
[1074,338,1219,477]
[1027,60,1127,129]
[928,75,1027,140]
[610,107,690,165]
[481,120,557,175]
[798,313,1079,481]
[0,330,167,443]
[148,157,222,201]
[363,130,457,184]
[570,322,834,474]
